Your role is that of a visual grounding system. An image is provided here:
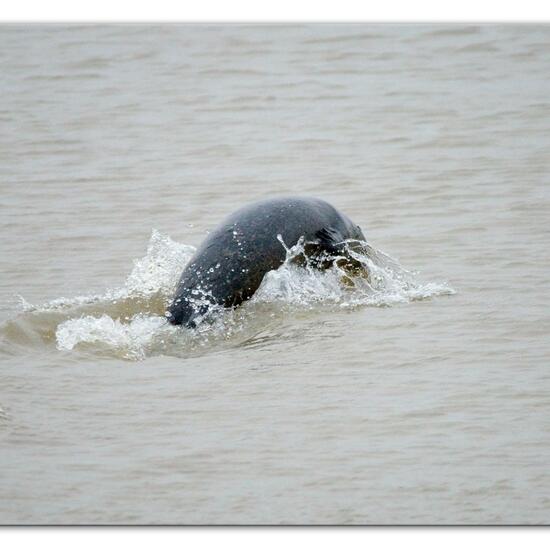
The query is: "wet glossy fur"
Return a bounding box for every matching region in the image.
[167,197,366,327]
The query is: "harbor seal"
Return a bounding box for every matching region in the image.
[167,196,367,327]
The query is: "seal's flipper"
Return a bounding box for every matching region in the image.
[334,239,372,286]
[322,234,371,286]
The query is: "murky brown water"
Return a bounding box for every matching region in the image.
[1,24,550,524]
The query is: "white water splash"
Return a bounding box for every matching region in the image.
[124,229,196,297]
[254,240,454,310]
[11,230,454,360]
[56,314,169,360]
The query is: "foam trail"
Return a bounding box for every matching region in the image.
[6,229,454,360]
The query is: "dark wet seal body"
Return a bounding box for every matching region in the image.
[167,196,367,327]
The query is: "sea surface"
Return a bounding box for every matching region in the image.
[1,24,549,524]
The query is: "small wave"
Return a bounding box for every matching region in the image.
[302,32,387,45]
[2,229,454,361]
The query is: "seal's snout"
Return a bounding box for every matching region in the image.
[165,307,184,326]
[166,298,191,327]
[166,298,208,328]
[167,309,199,329]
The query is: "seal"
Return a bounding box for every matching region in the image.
[167,196,367,327]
